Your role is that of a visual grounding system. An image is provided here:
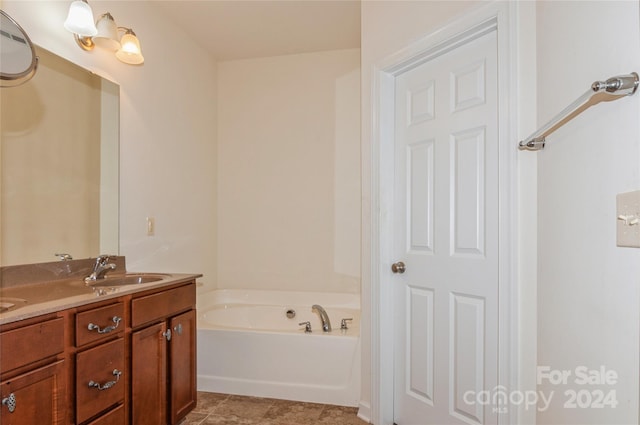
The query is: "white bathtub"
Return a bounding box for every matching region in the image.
[196,289,361,407]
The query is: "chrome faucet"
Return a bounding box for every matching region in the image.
[55,253,73,261]
[312,304,332,332]
[85,255,117,283]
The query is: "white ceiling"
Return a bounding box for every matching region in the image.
[154,1,361,61]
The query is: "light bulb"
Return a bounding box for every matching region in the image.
[115,30,144,65]
[63,0,97,37]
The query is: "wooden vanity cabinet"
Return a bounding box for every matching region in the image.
[130,283,196,425]
[0,315,66,425]
[0,278,197,425]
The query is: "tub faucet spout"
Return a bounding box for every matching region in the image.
[312,304,332,332]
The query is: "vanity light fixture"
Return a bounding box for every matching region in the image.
[63,0,97,37]
[115,28,144,65]
[93,13,120,51]
[64,0,144,65]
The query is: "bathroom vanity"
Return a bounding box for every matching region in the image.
[0,258,200,425]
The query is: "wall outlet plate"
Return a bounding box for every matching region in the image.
[616,190,640,248]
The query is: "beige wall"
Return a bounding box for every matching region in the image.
[2,1,218,289]
[536,2,640,424]
[217,49,361,293]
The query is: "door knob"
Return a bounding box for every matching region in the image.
[391,261,406,274]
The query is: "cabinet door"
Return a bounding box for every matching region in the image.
[0,361,65,425]
[131,322,167,425]
[169,310,196,424]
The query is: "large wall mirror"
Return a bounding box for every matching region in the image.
[1,45,119,266]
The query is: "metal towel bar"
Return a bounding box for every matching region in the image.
[519,72,639,151]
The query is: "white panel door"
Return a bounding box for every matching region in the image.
[393,29,498,425]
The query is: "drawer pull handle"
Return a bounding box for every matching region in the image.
[88,316,122,334]
[173,323,183,335]
[88,369,122,391]
[163,329,172,341]
[2,393,16,413]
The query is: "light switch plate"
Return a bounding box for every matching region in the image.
[616,190,640,248]
[146,217,155,236]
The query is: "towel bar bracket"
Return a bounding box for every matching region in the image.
[592,73,639,96]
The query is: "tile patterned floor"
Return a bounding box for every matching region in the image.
[180,392,367,425]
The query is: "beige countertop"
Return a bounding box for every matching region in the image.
[0,272,202,326]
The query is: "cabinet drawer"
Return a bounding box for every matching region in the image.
[76,302,125,347]
[76,338,125,424]
[0,317,64,374]
[85,404,124,425]
[131,283,195,328]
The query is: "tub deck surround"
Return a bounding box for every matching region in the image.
[201,303,359,334]
[0,257,202,325]
[196,289,361,407]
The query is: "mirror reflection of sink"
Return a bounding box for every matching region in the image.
[89,273,171,288]
[0,297,27,313]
